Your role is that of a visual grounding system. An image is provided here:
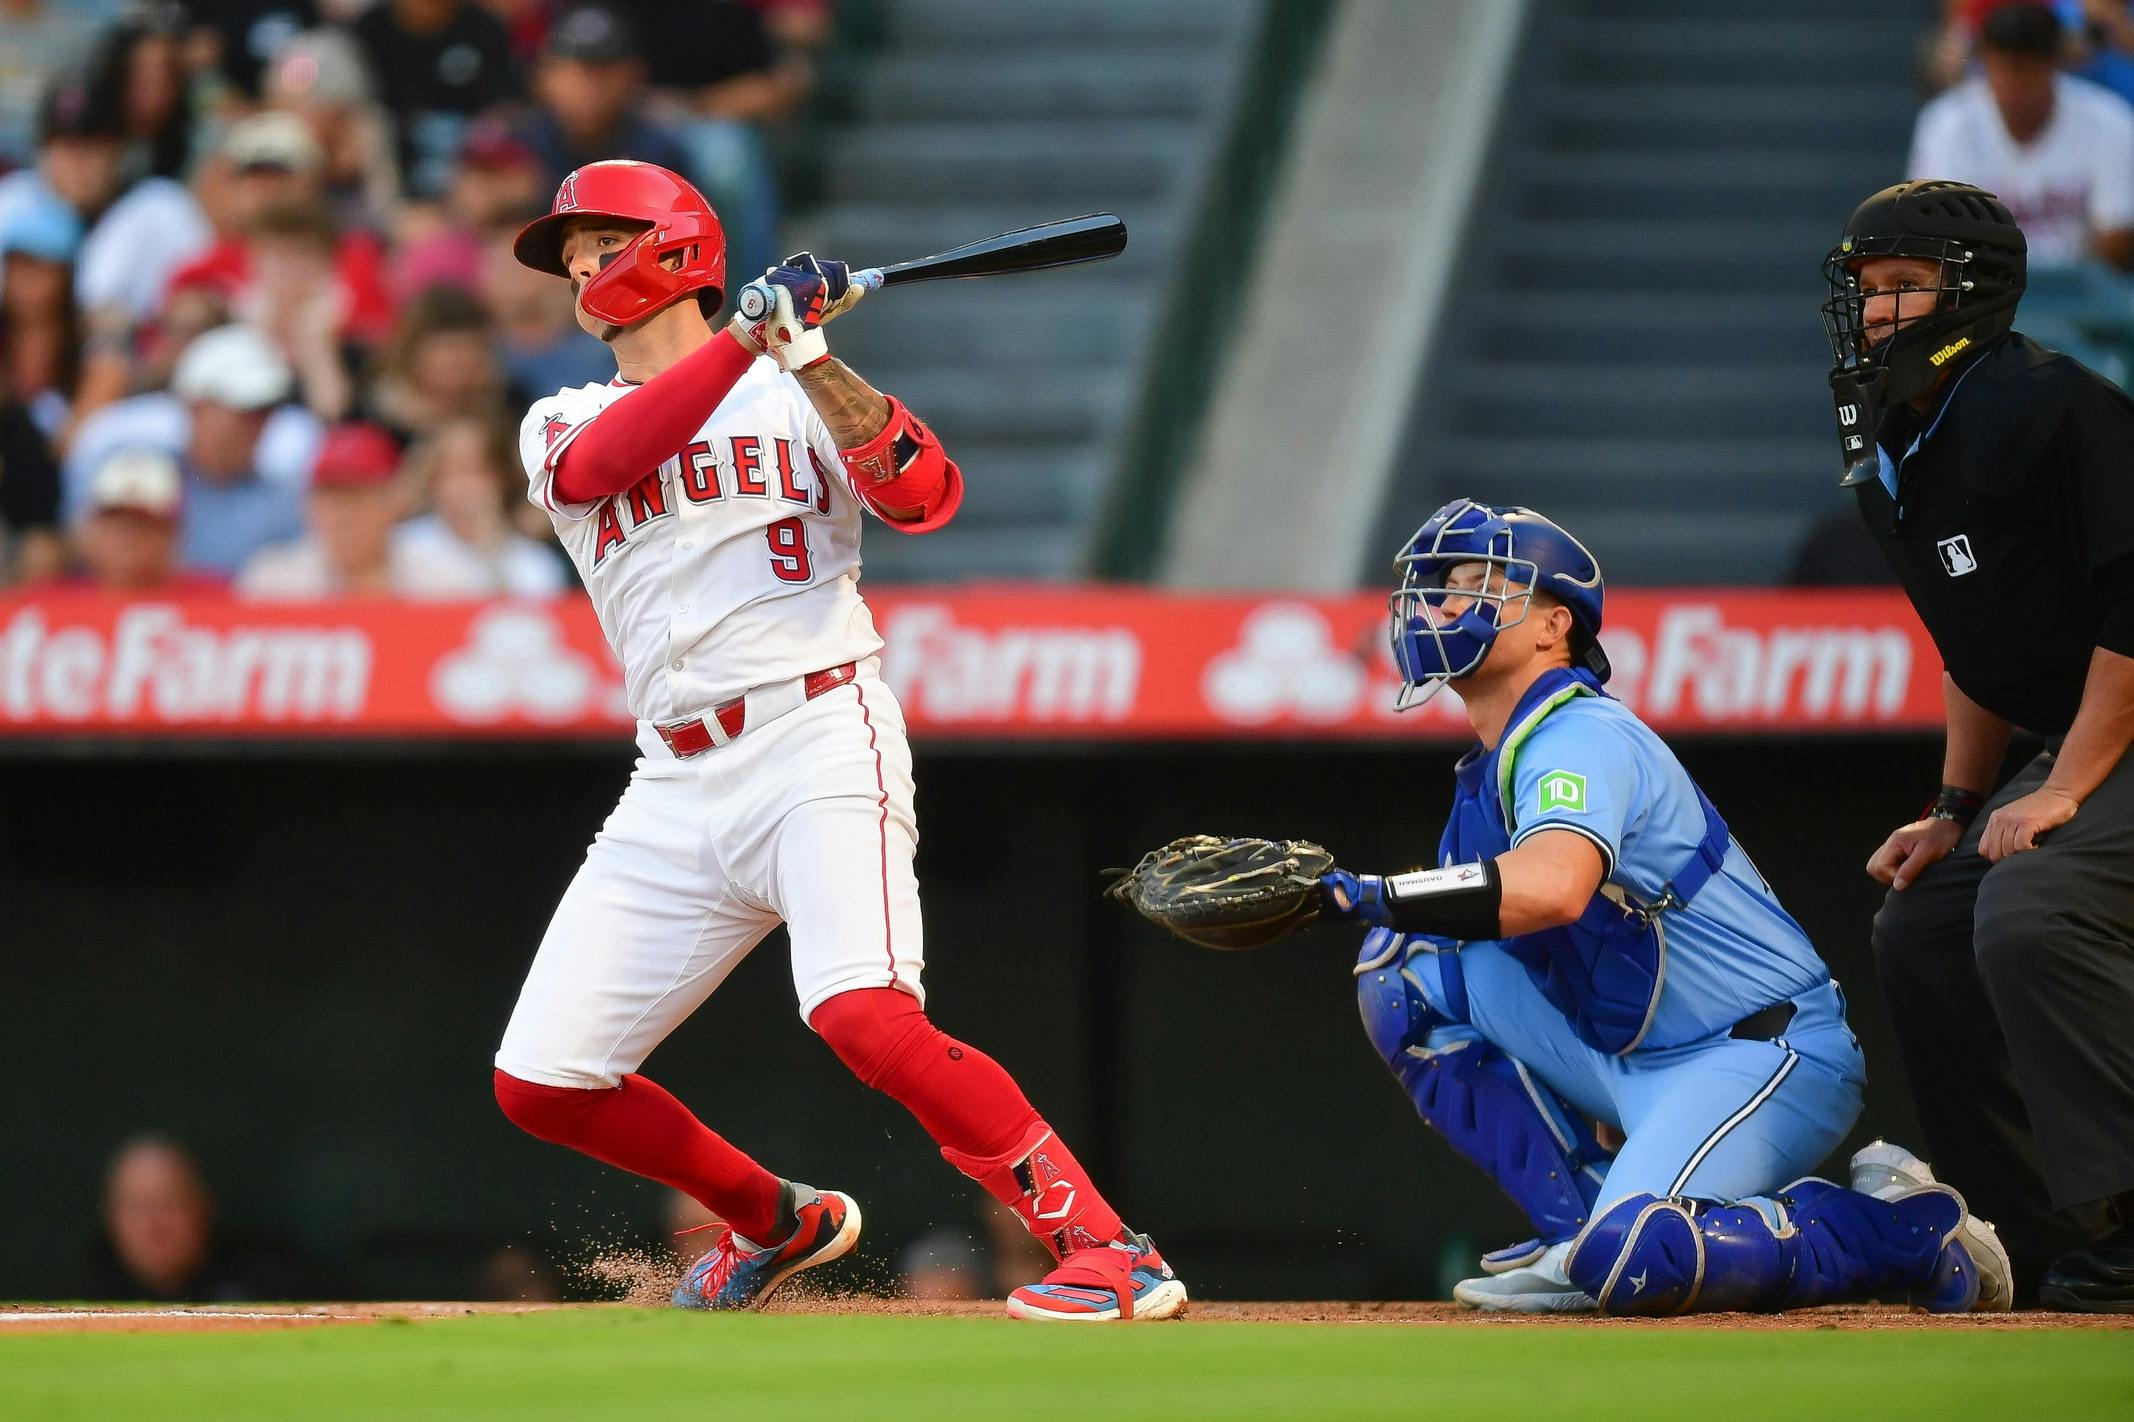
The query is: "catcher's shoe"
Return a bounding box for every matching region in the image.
[1454,1241,1597,1313]
[1848,1140,2013,1313]
[1005,1233,1187,1322]
[672,1183,861,1311]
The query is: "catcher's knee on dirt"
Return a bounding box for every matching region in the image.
[1566,1181,1965,1315]
[1355,929,1607,1243]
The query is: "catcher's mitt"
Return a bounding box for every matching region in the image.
[1104,834,1337,951]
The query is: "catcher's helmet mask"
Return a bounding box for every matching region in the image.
[1822,180,2026,486]
[1388,499,1609,712]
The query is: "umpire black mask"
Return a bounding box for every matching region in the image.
[1822,180,2026,486]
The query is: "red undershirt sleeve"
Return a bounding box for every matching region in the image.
[551,330,759,505]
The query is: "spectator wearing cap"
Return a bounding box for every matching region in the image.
[393,119,546,298]
[66,324,315,575]
[66,447,222,592]
[514,6,694,199]
[1912,0,2134,269]
[351,0,522,200]
[397,415,565,598]
[237,419,434,598]
[0,0,103,168]
[0,77,214,432]
[169,115,397,356]
[613,0,803,280]
[0,189,83,440]
[262,28,401,235]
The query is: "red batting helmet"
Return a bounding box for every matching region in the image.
[512,160,726,326]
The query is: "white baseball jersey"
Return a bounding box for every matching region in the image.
[499,353,930,1073]
[1909,74,2134,265]
[518,358,886,720]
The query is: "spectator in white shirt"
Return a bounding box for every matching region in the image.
[1910,0,2134,268]
[396,416,566,599]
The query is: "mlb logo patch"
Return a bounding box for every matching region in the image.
[1937,534,1978,577]
[1538,771,1587,813]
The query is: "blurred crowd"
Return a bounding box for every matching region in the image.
[82,1133,1046,1304]
[0,0,830,597]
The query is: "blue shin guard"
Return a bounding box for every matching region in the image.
[1356,930,1608,1243]
[1566,1180,1965,1316]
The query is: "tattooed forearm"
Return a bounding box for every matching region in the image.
[792,358,892,447]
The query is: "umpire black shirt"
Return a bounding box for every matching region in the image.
[1853,332,2134,737]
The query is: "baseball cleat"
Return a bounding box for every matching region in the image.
[1849,1141,2012,1313]
[1454,1240,1597,1313]
[2039,1228,2134,1313]
[672,1183,861,1311]
[1005,1232,1187,1322]
[1477,1237,1550,1276]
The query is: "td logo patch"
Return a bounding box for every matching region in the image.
[1538,771,1588,813]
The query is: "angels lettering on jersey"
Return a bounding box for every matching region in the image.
[541,411,836,575]
[518,362,888,724]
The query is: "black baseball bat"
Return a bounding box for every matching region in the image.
[736,214,1127,319]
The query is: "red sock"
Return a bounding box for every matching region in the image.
[808,988,1126,1259]
[493,1069,786,1244]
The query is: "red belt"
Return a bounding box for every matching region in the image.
[656,662,857,758]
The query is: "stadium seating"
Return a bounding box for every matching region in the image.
[785,0,1255,580]
[1376,0,1925,585]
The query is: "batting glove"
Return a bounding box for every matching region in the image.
[784,251,866,325]
[730,264,830,371]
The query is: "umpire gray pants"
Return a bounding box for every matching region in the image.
[1872,748,2134,1285]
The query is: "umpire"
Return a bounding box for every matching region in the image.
[1822,180,2134,1311]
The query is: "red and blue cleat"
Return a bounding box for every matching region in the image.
[672,1184,861,1311]
[1005,1232,1188,1322]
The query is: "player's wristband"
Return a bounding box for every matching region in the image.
[1923,784,1985,827]
[1321,860,1502,940]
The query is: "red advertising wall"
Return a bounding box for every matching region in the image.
[0,588,1939,741]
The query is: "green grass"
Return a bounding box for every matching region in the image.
[2,1312,2130,1422]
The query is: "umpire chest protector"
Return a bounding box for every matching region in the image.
[1441,668,1730,1055]
[1854,332,2134,737]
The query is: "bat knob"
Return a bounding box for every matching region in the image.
[737,282,772,321]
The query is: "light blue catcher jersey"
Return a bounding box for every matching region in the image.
[1504,696,1829,1049]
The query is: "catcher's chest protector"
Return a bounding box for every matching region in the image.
[1443,668,1730,1057]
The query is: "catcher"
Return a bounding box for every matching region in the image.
[1111,500,2013,1316]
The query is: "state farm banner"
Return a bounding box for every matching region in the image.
[0,589,1941,742]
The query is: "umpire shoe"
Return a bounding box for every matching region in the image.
[672,1182,861,1311]
[1005,1232,1188,1322]
[1849,1140,2014,1313]
[1453,1240,1597,1314]
[2040,1227,2134,1314]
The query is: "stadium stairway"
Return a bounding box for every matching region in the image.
[784,0,1257,580]
[1375,0,1928,585]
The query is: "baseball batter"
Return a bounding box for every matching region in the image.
[1115,501,2013,1317]
[490,161,1184,1322]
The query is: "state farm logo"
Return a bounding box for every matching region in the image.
[431,606,601,724]
[1204,603,1367,724]
[0,604,370,724]
[878,604,1139,723]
